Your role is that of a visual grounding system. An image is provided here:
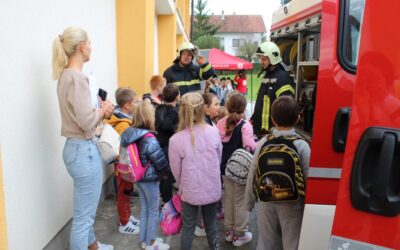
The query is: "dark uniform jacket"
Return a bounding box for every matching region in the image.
[251,64,295,135]
[163,59,216,96]
[121,128,168,182]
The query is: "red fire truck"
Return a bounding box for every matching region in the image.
[270,0,400,249]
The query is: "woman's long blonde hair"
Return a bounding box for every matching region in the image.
[133,99,155,131]
[178,92,205,147]
[52,27,88,80]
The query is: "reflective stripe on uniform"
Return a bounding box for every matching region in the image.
[261,95,270,130]
[308,167,342,179]
[199,63,212,79]
[173,79,200,86]
[276,84,295,97]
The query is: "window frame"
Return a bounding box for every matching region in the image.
[337,0,364,74]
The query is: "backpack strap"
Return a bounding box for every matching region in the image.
[142,132,156,139]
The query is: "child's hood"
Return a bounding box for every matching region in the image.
[107,113,132,128]
[121,127,150,146]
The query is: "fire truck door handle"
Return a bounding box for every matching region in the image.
[332,107,351,152]
[350,127,400,217]
[370,133,395,209]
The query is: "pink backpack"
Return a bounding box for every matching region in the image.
[116,133,155,182]
[160,194,182,236]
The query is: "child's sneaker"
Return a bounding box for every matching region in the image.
[232,231,253,247]
[129,215,140,226]
[141,238,164,249]
[119,220,140,235]
[145,241,170,250]
[97,241,114,250]
[225,230,234,242]
[194,226,207,237]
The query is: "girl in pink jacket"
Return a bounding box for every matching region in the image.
[169,92,222,250]
[216,93,257,247]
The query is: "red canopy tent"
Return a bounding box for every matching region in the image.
[207,48,255,112]
[208,48,253,70]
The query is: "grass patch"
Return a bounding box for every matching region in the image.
[219,73,261,101]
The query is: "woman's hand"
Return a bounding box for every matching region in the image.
[100,100,114,119]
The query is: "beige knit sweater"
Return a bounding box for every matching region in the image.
[57,68,100,140]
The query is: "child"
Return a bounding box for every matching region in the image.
[121,100,170,250]
[155,83,180,204]
[245,96,310,250]
[215,106,228,123]
[169,92,222,250]
[107,87,140,235]
[216,93,257,247]
[143,75,166,108]
[203,92,220,126]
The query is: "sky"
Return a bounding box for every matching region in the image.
[203,0,281,33]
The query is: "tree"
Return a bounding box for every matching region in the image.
[195,35,221,49]
[193,0,219,42]
[236,40,258,62]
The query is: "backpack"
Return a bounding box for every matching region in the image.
[160,194,182,236]
[254,135,305,202]
[225,148,253,185]
[98,123,121,164]
[116,133,155,182]
[221,120,246,175]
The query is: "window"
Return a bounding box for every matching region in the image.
[219,37,225,48]
[338,0,366,73]
[232,39,240,47]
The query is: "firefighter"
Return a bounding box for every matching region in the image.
[250,41,295,137]
[163,42,216,96]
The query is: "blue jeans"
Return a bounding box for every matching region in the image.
[136,181,160,245]
[63,138,103,250]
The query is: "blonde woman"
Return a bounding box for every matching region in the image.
[169,92,222,250]
[52,27,114,250]
[120,100,170,250]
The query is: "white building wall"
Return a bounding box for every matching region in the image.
[154,14,159,74]
[0,0,117,249]
[216,33,263,56]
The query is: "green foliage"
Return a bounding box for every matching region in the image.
[236,40,258,62]
[193,0,220,41]
[195,35,221,49]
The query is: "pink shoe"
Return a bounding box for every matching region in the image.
[225,230,234,242]
[232,231,253,247]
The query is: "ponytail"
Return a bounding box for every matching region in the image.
[51,27,88,80]
[225,92,247,136]
[178,92,205,148]
[225,112,242,136]
[52,36,68,80]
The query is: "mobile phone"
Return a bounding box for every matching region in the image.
[98,88,107,101]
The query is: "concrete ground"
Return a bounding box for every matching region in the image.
[93,193,259,250]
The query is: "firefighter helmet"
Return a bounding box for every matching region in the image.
[255,41,282,65]
[177,42,199,58]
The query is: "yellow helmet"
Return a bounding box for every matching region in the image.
[177,42,199,58]
[255,41,282,65]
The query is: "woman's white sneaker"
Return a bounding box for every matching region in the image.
[141,238,164,249]
[97,241,114,250]
[232,231,253,247]
[145,241,170,250]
